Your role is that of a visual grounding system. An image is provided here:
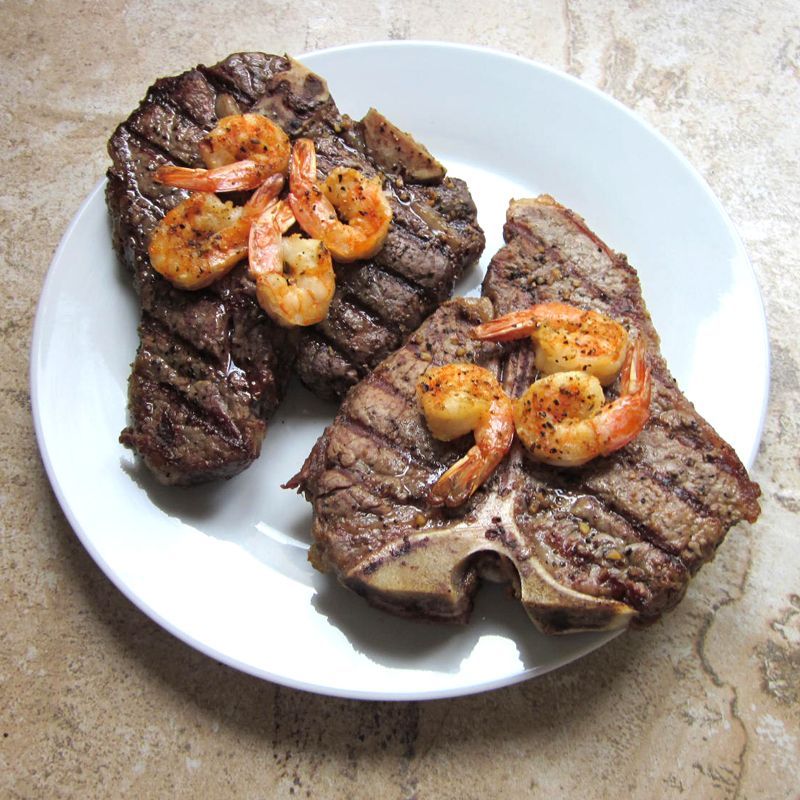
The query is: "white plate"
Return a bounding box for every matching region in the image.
[31,42,769,701]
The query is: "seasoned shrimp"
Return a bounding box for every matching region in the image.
[513,339,651,467]
[154,114,291,192]
[248,200,335,327]
[148,174,283,290]
[154,160,271,193]
[417,363,514,507]
[472,302,629,386]
[288,138,392,263]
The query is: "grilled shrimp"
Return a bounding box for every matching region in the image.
[513,339,651,467]
[288,138,392,263]
[417,363,514,507]
[154,114,291,193]
[472,302,629,386]
[248,200,335,327]
[148,174,283,290]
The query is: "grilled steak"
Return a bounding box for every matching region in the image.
[107,53,484,484]
[292,111,485,400]
[290,196,761,631]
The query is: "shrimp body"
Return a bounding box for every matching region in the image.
[248,200,335,327]
[513,339,651,467]
[472,302,629,386]
[417,363,514,507]
[155,114,290,193]
[288,138,392,263]
[148,174,282,290]
[199,114,290,172]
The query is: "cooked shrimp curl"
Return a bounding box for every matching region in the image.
[472,302,629,386]
[288,138,392,263]
[154,114,291,193]
[248,200,335,327]
[417,364,514,507]
[148,174,283,290]
[514,339,651,467]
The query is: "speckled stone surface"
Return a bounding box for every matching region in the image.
[2,2,798,798]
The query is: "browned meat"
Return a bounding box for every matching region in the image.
[106,52,484,484]
[293,112,485,399]
[290,196,761,632]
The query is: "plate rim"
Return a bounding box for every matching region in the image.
[30,40,769,701]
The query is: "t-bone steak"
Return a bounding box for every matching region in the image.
[289,195,761,632]
[106,52,484,485]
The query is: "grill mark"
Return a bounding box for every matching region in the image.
[313,295,406,372]
[549,204,617,261]
[403,337,486,372]
[151,283,284,392]
[152,89,216,135]
[633,458,718,519]
[654,472,717,518]
[340,305,402,362]
[144,310,228,369]
[378,260,439,305]
[335,291,391,331]
[540,518,668,609]
[305,328,366,379]
[150,376,250,452]
[390,203,456,259]
[646,415,723,461]
[136,313,259,452]
[644,414,757,497]
[316,460,429,513]
[406,198,468,271]
[498,343,537,398]
[336,413,442,474]
[197,66,258,108]
[581,454,725,568]
[535,255,638,321]
[367,369,417,405]
[338,265,434,330]
[111,173,168,223]
[503,230,645,323]
[590,490,685,561]
[375,218,460,295]
[136,319,249,450]
[122,123,195,173]
[646,414,738,475]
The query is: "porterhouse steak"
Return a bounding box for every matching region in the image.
[107,52,484,484]
[290,196,761,631]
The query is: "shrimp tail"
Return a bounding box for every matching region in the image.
[429,446,487,507]
[244,174,285,216]
[470,309,539,342]
[621,337,651,397]
[594,339,652,456]
[248,197,296,277]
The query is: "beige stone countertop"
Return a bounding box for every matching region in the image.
[3,2,798,798]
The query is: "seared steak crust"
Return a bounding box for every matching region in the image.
[292,197,761,631]
[292,120,485,400]
[107,52,484,484]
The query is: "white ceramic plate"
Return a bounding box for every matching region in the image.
[31,42,768,700]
